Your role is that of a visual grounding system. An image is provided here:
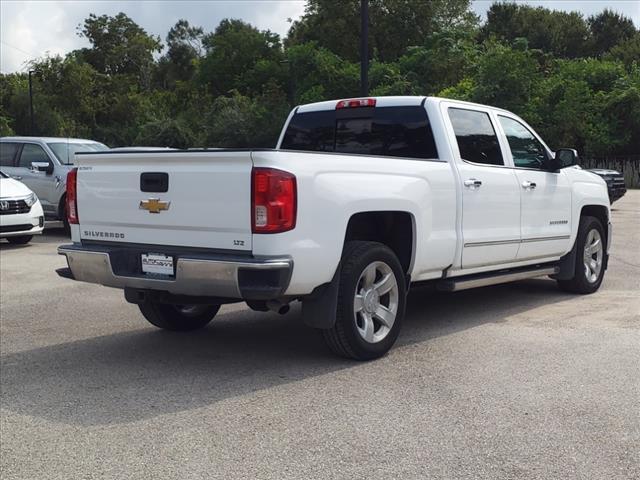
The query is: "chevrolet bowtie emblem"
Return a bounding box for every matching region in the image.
[139,198,170,214]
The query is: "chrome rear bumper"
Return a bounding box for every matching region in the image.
[57,244,292,299]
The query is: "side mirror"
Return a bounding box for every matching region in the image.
[551,148,579,171]
[31,161,53,174]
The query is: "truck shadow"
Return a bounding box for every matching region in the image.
[0,278,573,426]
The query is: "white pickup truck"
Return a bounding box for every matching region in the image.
[57,96,611,359]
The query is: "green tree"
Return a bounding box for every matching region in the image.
[395,28,479,95]
[199,19,284,96]
[75,12,162,86]
[285,42,359,103]
[529,59,629,155]
[605,33,640,69]
[287,0,477,63]
[482,3,590,58]
[588,9,637,57]
[157,20,204,87]
[135,118,195,148]
[471,42,541,114]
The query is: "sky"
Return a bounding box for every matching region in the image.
[1,0,639,73]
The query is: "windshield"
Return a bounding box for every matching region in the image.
[47,142,109,164]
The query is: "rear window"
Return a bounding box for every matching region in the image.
[281,106,439,160]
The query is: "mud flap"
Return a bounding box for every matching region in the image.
[301,268,340,329]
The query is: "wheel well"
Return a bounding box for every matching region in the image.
[580,204,609,244]
[344,211,414,273]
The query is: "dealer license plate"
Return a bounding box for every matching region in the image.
[141,253,174,276]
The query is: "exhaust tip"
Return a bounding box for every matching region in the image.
[266,300,290,315]
[278,304,290,315]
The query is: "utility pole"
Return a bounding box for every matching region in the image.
[360,0,369,97]
[28,71,34,135]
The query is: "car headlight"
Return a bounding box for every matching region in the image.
[24,192,38,207]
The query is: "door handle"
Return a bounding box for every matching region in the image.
[464,178,482,188]
[12,175,22,181]
[522,181,537,190]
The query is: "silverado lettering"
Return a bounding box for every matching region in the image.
[83,231,125,239]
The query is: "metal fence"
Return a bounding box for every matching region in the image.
[581,155,640,189]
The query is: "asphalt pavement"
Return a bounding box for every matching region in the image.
[1,191,638,479]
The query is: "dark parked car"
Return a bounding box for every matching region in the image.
[588,169,626,204]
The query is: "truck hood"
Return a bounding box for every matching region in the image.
[0,177,34,198]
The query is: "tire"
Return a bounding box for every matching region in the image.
[557,216,606,294]
[61,196,70,234]
[322,241,407,360]
[6,235,33,245]
[138,300,220,331]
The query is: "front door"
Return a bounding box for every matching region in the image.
[496,115,572,260]
[15,143,57,215]
[447,107,522,269]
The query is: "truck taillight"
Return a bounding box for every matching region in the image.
[251,167,296,234]
[66,168,79,225]
[336,98,376,109]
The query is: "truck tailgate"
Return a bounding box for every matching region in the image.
[76,151,252,251]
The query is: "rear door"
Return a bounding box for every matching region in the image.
[446,106,521,269]
[496,115,572,260]
[76,151,253,251]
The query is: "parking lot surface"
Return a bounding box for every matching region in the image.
[1,191,639,480]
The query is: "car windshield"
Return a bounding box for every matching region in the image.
[47,142,109,164]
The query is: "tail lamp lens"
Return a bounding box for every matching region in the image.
[251,168,296,233]
[66,168,79,224]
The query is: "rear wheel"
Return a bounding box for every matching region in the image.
[557,216,606,294]
[6,235,33,245]
[322,241,406,360]
[138,300,220,331]
[61,196,70,234]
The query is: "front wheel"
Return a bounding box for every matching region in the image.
[6,235,33,245]
[138,301,220,331]
[557,215,606,294]
[322,241,406,360]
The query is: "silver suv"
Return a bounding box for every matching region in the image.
[0,137,108,224]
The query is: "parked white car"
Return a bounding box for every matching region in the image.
[0,171,44,244]
[57,96,611,359]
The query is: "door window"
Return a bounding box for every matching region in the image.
[498,116,548,169]
[448,108,503,166]
[18,143,49,168]
[0,143,19,167]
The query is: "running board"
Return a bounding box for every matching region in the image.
[437,264,559,292]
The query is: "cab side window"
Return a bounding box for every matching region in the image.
[448,108,504,166]
[0,143,19,167]
[18,144,49,168]
[498,116,548,169]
